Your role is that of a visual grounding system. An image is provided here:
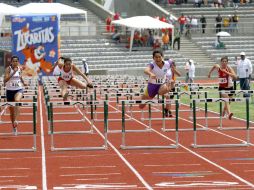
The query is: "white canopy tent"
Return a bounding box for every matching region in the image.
[16,3,87,22]
[112,16,174,51]
[0,3,18,33]
[0,3,18,15]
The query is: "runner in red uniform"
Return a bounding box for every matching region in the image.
[208,56,237,119]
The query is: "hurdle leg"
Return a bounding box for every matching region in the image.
[148,104,151,129]
[161,102,166,131]
[192,100,198,148]
[103,101,108,149]
[246,98,250,144]
[32,102,37,151]
[175,100,179,147]
[87,102,94,134]
[50,103,55,151]
[219,101,223,129]
[120,101,126,148]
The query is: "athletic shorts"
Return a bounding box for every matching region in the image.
[58,77,72,85]
[144,83,161,98]
[219,86,234,97]
[6,89,23,101]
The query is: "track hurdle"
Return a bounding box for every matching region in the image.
[0,102,37,152]
[44,92,88,117]
[191,98,250,148]
[46,97,93,135]
[92,93,151,133]
[0,95,37,119]
[0,96,37,125]
[218,90,254,130]
[172,90,207,112]
[141,91,208,131]
[48,100,108,151]
[187,90,227,128]
[120,99,179,149]
[0,86,38,92]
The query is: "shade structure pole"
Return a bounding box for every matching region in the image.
[129,29,135,52]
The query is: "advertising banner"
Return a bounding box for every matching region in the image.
[11,14,59,76]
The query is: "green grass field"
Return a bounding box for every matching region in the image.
[178,83,254,122]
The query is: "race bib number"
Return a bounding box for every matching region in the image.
[63,75,71,80]
[156,78,165,84]
[219,78,227,84]
[10,81,21,87]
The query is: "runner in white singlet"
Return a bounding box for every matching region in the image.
[4,56,27,134]
[139,50,172,112]
[52,57,93,101]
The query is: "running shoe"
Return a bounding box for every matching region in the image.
[228,113,233,120]
[13,121,18,136]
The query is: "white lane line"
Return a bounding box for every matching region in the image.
[0,106,7,116]
[39,89,47,190]
[173,176,205,178]
[76,108,153,190]
[152,171,213,174]
[54,184,138,189]
[231,163,254,165]
[197,149,249,153]
[0,175,28,178]
[61,166,116,169]
[75,178,108,181]
[0,185,37,189]
[107,103,254,188]
[145,164,201,167]
[0,168,30,170]
[0,180,14,182]
[60,173,121,177]
[49,154,116,158]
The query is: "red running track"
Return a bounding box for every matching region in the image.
[0,85,253,190]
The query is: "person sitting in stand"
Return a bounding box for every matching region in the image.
[214,36,225,49]
[153,39,161,49]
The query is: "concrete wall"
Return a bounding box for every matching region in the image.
[115,0,168,17]
[80,0,115,21]
[114,0,169,18]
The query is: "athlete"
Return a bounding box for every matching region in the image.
[52,57,93,101]
[165,60,181,117]
[4,56,27,134]
[208,56,237,120]
[139,50,172,111]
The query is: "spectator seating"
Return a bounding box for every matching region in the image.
[192,36,254,64]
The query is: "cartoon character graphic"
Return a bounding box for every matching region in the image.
[12,15,58,77]
[22,45,53,76]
